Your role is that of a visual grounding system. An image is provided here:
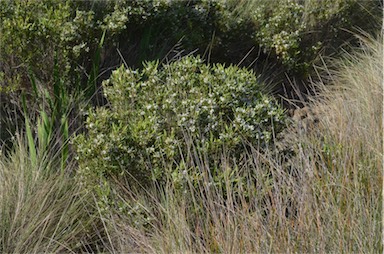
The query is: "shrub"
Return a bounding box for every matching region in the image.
[74,56,287,188]
[0,0,71,92]
[1,0,380,93]
[245,0,382,74]
[0,0,125,93]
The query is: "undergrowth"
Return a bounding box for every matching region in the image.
[0,0,381,252]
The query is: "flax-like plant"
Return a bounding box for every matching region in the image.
[22,56,72,171]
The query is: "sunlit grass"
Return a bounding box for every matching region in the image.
[0,135,101,253]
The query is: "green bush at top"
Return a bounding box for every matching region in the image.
[222,0,381,75]
[0,0,112,93]
[0,0,70,92]
[1,0,380,94]
[74,56,286,189]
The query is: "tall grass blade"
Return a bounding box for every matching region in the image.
[37,110,52,153]
[21,94,37,167]
[60,115,69,172]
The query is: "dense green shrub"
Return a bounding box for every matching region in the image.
[0,0,70,91]
[0,0,96,96]
[0,0,127,92]
[74,56,287,188]
[1,0,379,94]
[247,0,381,74]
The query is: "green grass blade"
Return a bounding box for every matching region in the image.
[37,110,52,153]
[60,115,69,172]
[22,94,37,167]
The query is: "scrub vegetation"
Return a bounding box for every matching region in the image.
[0,0,382,252]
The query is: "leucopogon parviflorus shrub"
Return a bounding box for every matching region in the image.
[73,56,287,189]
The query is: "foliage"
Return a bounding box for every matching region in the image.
[0,0,380,95]
[21,66,71,171]
[0,136,101,253]
[74,56,286,189]
[0,0,120,92]
[0,0,381,252]
[0,0,70,91]
[245,0,381,74]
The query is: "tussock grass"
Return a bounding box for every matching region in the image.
[0,135,100,253]
[297,33,383,252]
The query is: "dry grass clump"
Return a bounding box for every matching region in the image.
[0,136,101,253]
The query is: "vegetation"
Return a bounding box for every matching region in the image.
[0,0,381,252]
[74,56,286,192]
[0,136,97,253]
